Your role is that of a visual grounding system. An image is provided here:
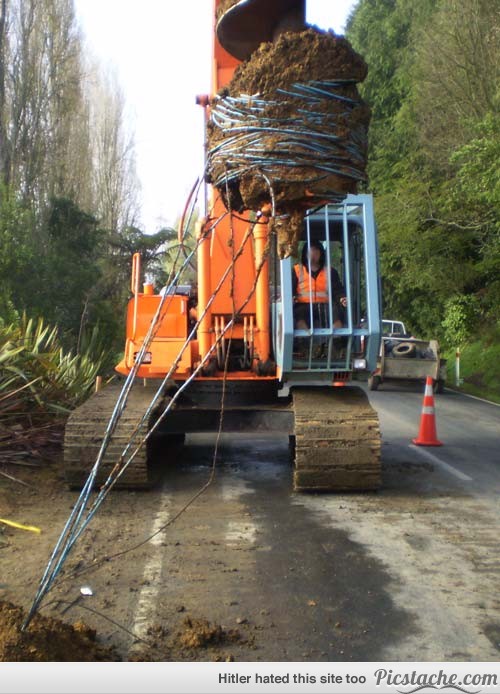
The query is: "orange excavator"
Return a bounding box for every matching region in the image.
[64,0,382,492]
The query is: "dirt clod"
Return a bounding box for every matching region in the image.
[0,601,119,661]
[72,620,96,641]
[177,616,241,649]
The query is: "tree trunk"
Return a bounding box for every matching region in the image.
[0,0,10,188]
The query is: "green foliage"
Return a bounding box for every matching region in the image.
[347,0,435,189]
[108,226,175,272]
[159,210,199,289]
[444,326,500,404]
[0,194,103,341]
[0,188,36,320]
[451,113,500,223]
[442,295,480,347]
[40,197,102,339]
[347,0,500,366]
[0,314,108,423]
[77,322,120,376]
[0,191,170,361]
[0,0,150,387]
[412,0,500,174]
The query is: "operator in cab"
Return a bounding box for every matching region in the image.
[292,240,347,330]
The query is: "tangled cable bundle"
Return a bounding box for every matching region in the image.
[208,80,368,253]
[206,27,370,257]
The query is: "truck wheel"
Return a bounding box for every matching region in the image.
[434,379,445,394]
[368,375,381,391]
[392,342,416,358]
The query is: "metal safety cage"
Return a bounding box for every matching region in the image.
[272,194,381,382]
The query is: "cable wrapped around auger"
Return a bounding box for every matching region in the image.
[208,80,367,188]
[206,80,369,257]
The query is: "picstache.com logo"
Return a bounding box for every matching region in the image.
[374,668,496,694]
[398,686,480,694]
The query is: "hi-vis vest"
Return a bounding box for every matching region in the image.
[293,264,329,303]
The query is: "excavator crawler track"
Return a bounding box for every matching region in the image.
[64,383,167,489]
[292,386,381,491]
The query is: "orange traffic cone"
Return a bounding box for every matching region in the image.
[413,377,443,446]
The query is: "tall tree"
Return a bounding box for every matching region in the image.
[347,0,435,188]
[0,0,10,188]
[346,0,500,337]
[90,67,140,234]
[7,0,76,205]
[413,0,500,172]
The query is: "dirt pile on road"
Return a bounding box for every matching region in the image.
[0,601,119,661]
[176,616,241,649]
[206,27,370,256]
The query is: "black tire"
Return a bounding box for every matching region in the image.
[434,379,445,394]
[392,341,416,358]
[288,435,296,464]
[368,375,381,391]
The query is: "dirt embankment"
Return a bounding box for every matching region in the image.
[0,601,119,661]
[207,26,370,256]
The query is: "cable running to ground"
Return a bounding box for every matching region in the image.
[23,194,271,629]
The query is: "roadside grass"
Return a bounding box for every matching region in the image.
[444,332,500,404]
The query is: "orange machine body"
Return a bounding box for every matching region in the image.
[116,0,271,381]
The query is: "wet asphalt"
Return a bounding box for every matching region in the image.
[2,383,499,661]
[117,383,500,661]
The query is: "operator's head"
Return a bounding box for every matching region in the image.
[301,240,325,268]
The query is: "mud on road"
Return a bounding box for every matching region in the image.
[1,394,500,662]
[1,439,402,662]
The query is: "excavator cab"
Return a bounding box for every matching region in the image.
[273,195,381,390]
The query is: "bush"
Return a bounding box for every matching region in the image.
[442,294,480,347]
[0,315,108,423]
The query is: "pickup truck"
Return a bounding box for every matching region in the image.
[368,320,447,392]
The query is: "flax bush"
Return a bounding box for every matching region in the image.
[0,315,107,423]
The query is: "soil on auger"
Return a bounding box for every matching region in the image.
[229,27,367,94]
[216,0,239,21]
[206,27,370,256]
